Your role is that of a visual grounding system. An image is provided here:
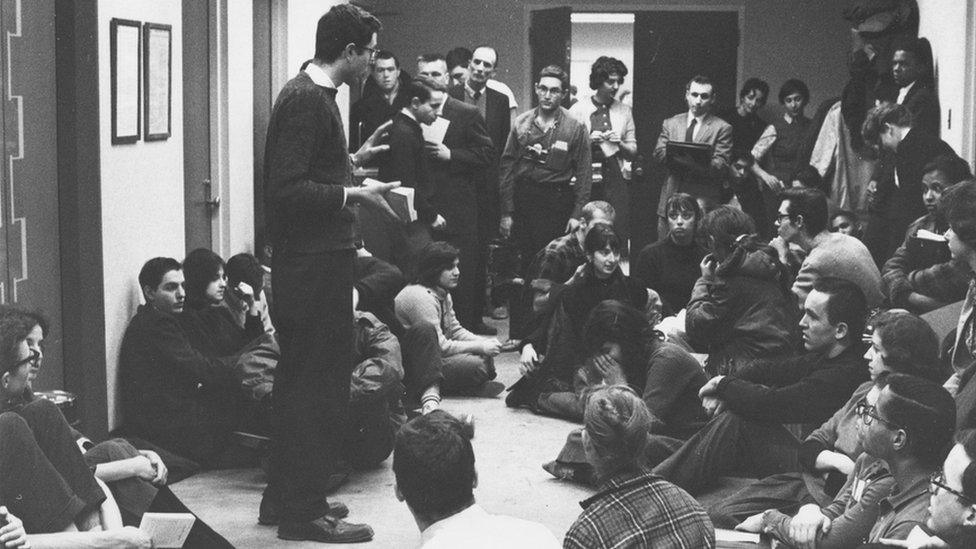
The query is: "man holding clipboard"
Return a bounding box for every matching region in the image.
[653,75,733,240]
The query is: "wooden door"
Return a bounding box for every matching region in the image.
[529,6,572,107]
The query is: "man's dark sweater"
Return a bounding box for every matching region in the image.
[264,71,354,253]
[118,305,242,465]
[714,344,869,424]
[632,237,707,315]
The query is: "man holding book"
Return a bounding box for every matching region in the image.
[653,75,733,240]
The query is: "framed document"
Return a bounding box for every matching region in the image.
[110,18,141,144]
[143,23,172,141]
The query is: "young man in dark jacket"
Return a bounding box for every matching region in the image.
[652,277,870,495]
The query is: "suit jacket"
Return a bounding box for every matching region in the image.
[378,112,437,223]
[448,84,511,160]
[429,97,494,235]
[349,89,409,150]
[900,82,940,138]
[886,128,954,224]
[653,112,733,215]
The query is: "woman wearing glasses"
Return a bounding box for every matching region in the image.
[0,306,231,548]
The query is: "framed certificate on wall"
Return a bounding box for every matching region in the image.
[143,22,172,141]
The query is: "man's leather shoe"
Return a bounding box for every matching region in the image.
[278,515,374,543]
[469,322,498,336]
[258,498,349,526]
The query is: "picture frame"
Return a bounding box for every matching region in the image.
[143,22,173,141]
[110,18,141,145]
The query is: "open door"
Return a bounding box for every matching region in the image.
[529,6,571,107]
[631,10,739,247]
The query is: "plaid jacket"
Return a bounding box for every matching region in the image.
[564,469,715,549]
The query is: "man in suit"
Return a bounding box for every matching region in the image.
[376,76,447,275]
[653,75,733,240]
[862,102,955,261]
[418,54,496,334]
[448,45,511,330]
[261,4,396,543]
[349,50,408,152]
[892,38,939,137]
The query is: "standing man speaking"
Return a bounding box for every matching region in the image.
[261,4,397,544]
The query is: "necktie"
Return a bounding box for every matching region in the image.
[685,118,698,142]
[472,90,482,101]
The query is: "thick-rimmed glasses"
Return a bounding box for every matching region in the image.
[11,348,40,370]
[855,398,903,430]
[536,85,564,97]
[930,471,973,503]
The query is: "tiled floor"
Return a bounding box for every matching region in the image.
[171,317,594,547]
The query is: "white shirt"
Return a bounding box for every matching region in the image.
[685,112,705,141]
[896,81,916,105]
[420,504,559,549]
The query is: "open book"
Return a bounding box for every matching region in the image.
[422,117,451,145]
[139,512,196,548]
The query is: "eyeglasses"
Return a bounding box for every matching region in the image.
[855,398,903,430]
[11,349,40,370]
[536,85,564,97]
[930,471,973,503]
[360,45,380,61]
[775,213,794,224]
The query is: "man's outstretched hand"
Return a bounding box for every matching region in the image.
[352,120,392,166]
[347,179,401,222]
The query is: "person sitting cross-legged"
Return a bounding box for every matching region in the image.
[564,385,715,549]
[737,373,955,547]
[393,410,560,548]
[395,242,503,396]
[653,277,870,495]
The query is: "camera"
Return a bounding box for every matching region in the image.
[522,143,549,164]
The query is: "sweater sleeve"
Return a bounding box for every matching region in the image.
[395,287,473,356]
[642,345,703,426]
[799,386,867,470]
[498,125,522,216]
[716,360,858,424]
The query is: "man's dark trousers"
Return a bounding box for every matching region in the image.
[267,248,355,521]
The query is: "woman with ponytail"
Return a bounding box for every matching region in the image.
[685,206,798,375]
[564,385,715,548]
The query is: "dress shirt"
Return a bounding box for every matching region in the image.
[420,504,559,549]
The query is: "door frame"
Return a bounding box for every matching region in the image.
[522,3,744,111]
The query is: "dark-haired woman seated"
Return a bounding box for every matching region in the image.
[507,224,649,418]
[685,206,798,375]
[395,242,503,396]
[708,310,948,529]
[543,300,708,483]
[563,386,715,549]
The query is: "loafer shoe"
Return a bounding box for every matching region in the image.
[278,515,373,543]
[259,498,349,526]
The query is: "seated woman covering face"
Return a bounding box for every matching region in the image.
[543,300,708,483]
[507,224,649,418]
[708,310,948,528]
[685,206,798,376]
[563,385,715,549]
[395,242,503,395]
[0,306,232,548]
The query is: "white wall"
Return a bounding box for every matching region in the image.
[98,0,185,428]
[286,0,348,129]
[918,0,975,164]
[570,20,635,105]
